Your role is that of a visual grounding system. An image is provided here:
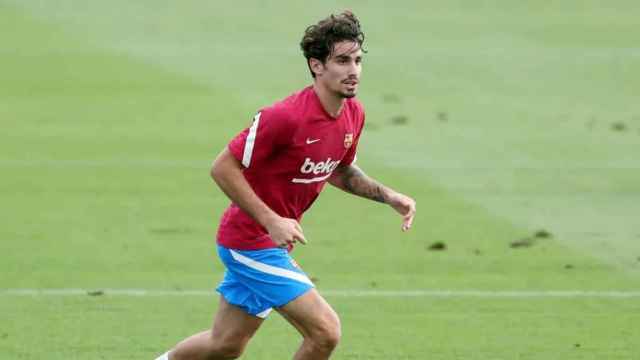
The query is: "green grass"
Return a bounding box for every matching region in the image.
[3,295,640,359]
[1,1,639,359]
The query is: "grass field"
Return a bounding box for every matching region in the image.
[2,1,640,359]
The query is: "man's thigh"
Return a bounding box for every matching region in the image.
[211,296,265,342]
[169,297,264,359]
[276,289,340,337]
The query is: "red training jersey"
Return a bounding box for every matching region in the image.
[216,86,365,251]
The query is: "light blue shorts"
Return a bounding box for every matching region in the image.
[216,245,315,318]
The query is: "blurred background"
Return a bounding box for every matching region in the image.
[1,1,639,359]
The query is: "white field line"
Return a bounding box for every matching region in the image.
[2,289,640,298]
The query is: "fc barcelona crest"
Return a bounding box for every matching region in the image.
[344,133,354,149]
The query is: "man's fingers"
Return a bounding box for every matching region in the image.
[294,235,307,245]
[294,232,307,245]
[401,203,416,232]
[290,220,306,244]
[402,213,414,231]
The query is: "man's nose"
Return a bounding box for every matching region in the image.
[348,61,360,75]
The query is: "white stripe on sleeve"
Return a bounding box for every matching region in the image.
[242,112,261,167]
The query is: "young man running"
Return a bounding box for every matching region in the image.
[156,11,416,360]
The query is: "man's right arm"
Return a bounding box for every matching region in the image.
[210,148,306,247]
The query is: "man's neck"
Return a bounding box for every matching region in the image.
[312,83,345,118]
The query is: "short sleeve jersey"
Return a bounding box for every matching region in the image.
[217,86,365,250]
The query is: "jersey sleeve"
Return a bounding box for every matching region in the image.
[228,108,293,168]
[341,107,365,166]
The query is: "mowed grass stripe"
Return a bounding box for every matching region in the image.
[2,159,638,171]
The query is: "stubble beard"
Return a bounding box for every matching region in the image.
[340,80,359,99]
[337,86,358,99]
[324,79,358,99]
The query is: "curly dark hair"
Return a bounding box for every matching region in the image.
[300,10,366,78]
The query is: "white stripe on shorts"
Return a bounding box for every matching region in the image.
[229,250,314,286]
[255,308,273,318]
[242,113,261,167]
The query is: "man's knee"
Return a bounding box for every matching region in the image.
[308,312,341,352]
[205,336,248,360]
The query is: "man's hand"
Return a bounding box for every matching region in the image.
[387,192,416,232]
[265,215,307,248]
[212,149,308,248]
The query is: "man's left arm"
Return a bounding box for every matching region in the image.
[328,163,416,231]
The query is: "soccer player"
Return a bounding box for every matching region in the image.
[155,10,416,360]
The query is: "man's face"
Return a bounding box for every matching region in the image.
[312,40,362,98]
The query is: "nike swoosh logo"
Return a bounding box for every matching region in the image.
[306,138,320,144]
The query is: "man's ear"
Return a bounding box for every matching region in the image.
[309,58,325,77]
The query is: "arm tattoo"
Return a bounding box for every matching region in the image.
[336,165,387,203]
